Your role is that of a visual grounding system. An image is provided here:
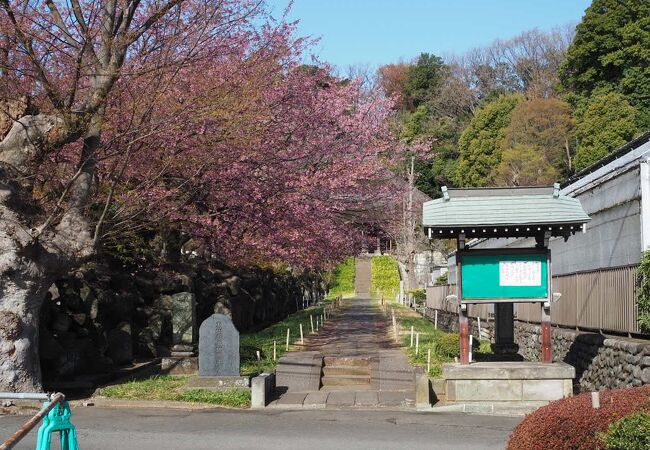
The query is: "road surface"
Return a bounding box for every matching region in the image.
[1,406,520,450]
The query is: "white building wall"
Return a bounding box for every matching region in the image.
[466,139,650,276]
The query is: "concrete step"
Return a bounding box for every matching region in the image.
[321,375,371,386]
[318,385,373,392]
[323,357,370,367]
[322,366,370,377]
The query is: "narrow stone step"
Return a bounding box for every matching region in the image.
[323,356,370,367]
[322,366,370,377]
[321,375,371,386]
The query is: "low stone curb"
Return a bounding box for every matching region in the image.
[418,401,543,417]
[77,397,244,410]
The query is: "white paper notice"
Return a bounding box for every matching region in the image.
[499,261,542,287]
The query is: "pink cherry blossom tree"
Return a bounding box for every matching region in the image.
[0,0,401,391]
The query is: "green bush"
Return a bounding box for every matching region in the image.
[601,412,650,450]
[436,333,460,357]
[408,289,426,305]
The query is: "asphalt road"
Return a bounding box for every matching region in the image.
[1,407,520,450]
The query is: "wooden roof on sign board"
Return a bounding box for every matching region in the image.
[422,184,591,240]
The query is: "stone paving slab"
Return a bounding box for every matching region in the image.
[354,391,379,407]
[378,391,416,408]
[303,392,329,409]
[326,391,356,407]
[274,392,307,408]
[266,390,416,409]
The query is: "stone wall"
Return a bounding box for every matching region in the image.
[40,261,325,380]
[515,322,650,391]
[422,307,650,391]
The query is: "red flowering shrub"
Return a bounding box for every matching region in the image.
[507,385,650,450]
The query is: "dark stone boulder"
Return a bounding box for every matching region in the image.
[106,322,133,365]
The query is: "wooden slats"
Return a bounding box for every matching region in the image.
[426,265,642,335]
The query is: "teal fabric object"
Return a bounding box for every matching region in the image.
[36,400,79,450]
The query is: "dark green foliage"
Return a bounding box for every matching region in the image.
[456,94,522,187]
[436,332,460,358]
[404,53,446,109]
[573,91,638,171]
[636,251,650,333]
[560,0,650,128]
[600,412,650,450]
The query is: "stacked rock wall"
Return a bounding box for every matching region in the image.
[40,261,325,380]
[515,322,650,391]
[421,307,650,391]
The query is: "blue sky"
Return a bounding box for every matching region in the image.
[268,0,592,69]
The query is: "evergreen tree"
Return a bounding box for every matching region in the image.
[573,91,638,171]
[560,0,650,128]
[455,94,522,187]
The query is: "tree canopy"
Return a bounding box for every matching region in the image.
[455,94,522,187]
[573,91,639,171]
[560,0,650,128]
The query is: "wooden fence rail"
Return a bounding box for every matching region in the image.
[426,265,641,335]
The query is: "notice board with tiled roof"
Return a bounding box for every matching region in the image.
[422,184,590,241]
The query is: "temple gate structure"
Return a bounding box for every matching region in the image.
[422,184,591,405]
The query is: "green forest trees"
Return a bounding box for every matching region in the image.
[377,0,649,194]
[496,98,574,184]
[456,94,521,186]
[560,0,650,129]
[573,92,638,170]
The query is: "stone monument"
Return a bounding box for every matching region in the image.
[187,313,249,389]
[161,292,198,374]
[171,292,196,355]
[199,313,240,376]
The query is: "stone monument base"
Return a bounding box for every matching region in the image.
[187,375,250,390]
[442,361,574,405]
[161,356,198,375]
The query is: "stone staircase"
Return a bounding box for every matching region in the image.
[354,257,372,294]
[320,357,372,390]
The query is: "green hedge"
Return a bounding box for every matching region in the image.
[601,412,650,450]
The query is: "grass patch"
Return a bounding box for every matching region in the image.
[99,375,251,408]
[326,257,355,298]
[100,302,335,407]
[240,302,330,376]
[386,303,491,377]
[371,255,400,299]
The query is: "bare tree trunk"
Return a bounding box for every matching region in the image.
[0,193,61,391]
[0,274,51,392]
[0,113,95,392]
[406,156,417,291]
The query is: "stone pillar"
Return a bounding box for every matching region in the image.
[492,302,519,357]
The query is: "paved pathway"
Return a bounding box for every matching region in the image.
[271,295,415,409]
[354,256,372,294]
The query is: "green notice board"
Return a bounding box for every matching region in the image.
[460,252,548,301]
